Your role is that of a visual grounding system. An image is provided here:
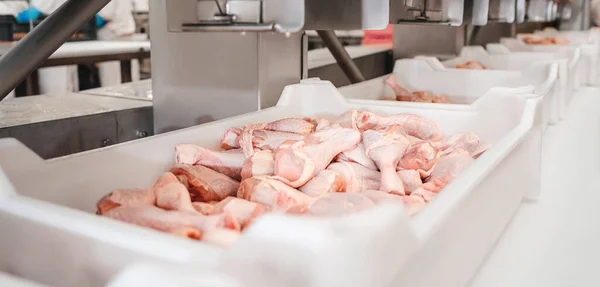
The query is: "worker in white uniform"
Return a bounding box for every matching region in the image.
[0,1,29,99]
[132,0,149,13]
[0,1,28,17]
[17,0,77,95]
[16,0,137,92]
[96,0,137,86]
[592,0,600,26]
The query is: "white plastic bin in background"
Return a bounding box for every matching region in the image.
[339,57,557,127]
[532,28,600,86]
[500,37,583,93]
[441,45,567,122]
[0,79,542,287]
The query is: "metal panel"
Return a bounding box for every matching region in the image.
[303,0,389,30]
[115,107,154,143]
[151,0,302,134]
[469,0,490,25]
[488,0,516,22]
[390,0,464,25]
[393,24,465,59]
[527,0,552,22]
[0,113,118,159]
[168,0,305,33]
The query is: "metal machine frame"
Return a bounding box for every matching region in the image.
[0,0,587,147]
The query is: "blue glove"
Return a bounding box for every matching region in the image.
[16,7,42,23]
[95,15,107,28]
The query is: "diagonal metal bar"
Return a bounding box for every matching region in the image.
[0,0,111,100]
[316,30,365,84]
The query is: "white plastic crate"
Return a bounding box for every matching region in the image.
[0,166,224,287]
[532,28,600,86]
[441,45,566,122]
[500,37,583,92]
[339,57,557,127]
[0,79,542,287]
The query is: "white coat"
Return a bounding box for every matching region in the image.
[96,0,138,86]
[132,0,149,13]
[592,0,600,26]
[28,0,78,95]
[0,1,28,17]
[29,0,65,15]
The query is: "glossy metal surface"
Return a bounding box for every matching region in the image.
[390,0,465,25]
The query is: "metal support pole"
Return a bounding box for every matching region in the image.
[0,0,111,100]
[316,30,365,84]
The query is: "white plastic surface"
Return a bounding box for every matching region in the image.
[441,46,566,123]
[0,80,542,287]
[106,263,241,287]
[468,87,600,287]
[0,272,48,287]
[499,37,583,93]
[339,57,557,127]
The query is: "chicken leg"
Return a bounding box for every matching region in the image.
[273,126,361,187]
[363,125,410,195]
[175,144,244,180]
[170,164,240,203]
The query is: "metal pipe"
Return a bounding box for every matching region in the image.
[468,25,481,46]
[316,30,365,84]
[0,0,111,100]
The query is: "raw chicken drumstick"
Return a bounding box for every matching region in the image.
[264,118,316,134]
[398,141,439,177]
[362,125,411,195]
[103,205,241,245]
[272,125,361,187]
[358,111,444,141]
[175,144,244,180]
[220,127,243,150]
[153,172,196,212]
[438,132,489,158]
[251,130,305,151]
[299,170,346,197]
[384,75,450,103]
[241,149,275,180]
[170,164,240,203]
[327,162,381,193]
[298,193,376,217]
[196,197,267,230]
[522,36,569,45]
[421,148,474,193]
[222,118,315,154]
[456,61,489,70]
[397,170,423,194]
[334,143,378,171]
[361,190,425,216]
[237,176,314,211]
[96,188,156,215]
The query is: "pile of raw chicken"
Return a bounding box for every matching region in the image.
[96,111,488,247]
[455,61,489,70]
[522,36,570,45]
[384,75,451,103]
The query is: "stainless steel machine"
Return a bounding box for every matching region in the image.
[149,0,388,133]
[0,0,586,159]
